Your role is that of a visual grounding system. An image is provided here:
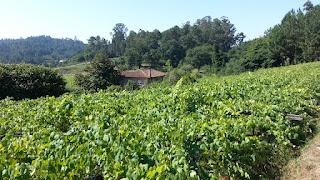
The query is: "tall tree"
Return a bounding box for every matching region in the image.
[111,23,128,57]
[268,10,304,65]
[124,29,162,68]
[161,40,185,68]
[302,4,320,61]
[125,48,141,68]
[75,53,119,91]
[304,0,314,12]
[184,44,217,69]
[194,16,244,52]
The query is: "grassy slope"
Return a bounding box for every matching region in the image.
[56,57,122,76]
[55,62,88,75]
[55,57,122,90]
[54,62,89,91]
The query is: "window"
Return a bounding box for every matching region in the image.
[137,80,145,87]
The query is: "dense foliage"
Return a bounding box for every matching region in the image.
[0,62,319,179]
[0,36,85,66]
[124,16,244,70]
[70,2,320,76]
[75,53,119,91]
[0,64,66,100]
[71,16,244,70]
[184,45,218,69]
[226,2,320,74]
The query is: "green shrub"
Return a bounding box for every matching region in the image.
[107,85,123,92]
[0,64,66,100]
[166,64,193,84]
[166,64,202,84]
[75,53,119,91]
[223,58,247,75]
[124,80,139,91]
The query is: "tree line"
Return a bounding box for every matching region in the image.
[72,1,320,75]
[71,16,244,70]
[225,1,320,74]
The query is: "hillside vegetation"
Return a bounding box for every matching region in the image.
[70,2,320,75]
[0,36,85,66]
[0,61,319,179]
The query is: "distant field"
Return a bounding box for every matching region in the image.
[55,62,89,75]
[56,57,121,76]
[55,58,122,90]
[63,74,78,91]
[1,62,319,179]
[54,62,89,90]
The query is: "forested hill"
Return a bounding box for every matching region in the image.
[0,36,85,66]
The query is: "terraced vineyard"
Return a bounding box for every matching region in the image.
[0,62,320,179]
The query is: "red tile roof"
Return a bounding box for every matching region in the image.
[120,69,166,78]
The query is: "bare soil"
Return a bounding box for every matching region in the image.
[281,132,320,180]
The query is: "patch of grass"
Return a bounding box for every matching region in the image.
[55,62,88,75]
[55,63,89,92]
[63,74,79,91]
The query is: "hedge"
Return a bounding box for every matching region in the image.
[0,64,66,99]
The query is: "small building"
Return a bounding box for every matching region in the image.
[120,69,166,87]
[59,59,66,63]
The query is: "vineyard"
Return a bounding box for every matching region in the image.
[0,62,320,179]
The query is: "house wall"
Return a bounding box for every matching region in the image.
[120,77,148,87]
[120,77,164,87]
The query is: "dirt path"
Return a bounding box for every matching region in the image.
[281,132,320,180]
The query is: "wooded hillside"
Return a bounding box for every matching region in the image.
[0,36,85,66]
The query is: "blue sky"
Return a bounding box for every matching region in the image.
[0,0,318,43]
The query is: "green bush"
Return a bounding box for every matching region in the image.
[165,64,193,84]
[124,80,139,91]
[0,64,66,100]
[223,58,247,75]
[75,53,119,91]
[166,64,203,84]
[107,85,123,92]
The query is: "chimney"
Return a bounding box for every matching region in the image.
[149,67,151,79]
